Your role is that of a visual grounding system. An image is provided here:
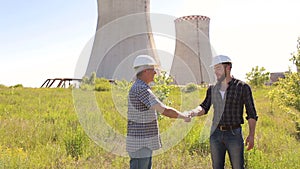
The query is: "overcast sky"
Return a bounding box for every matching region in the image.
[0,0,299,87]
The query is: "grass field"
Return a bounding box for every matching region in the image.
[0,86,299,168]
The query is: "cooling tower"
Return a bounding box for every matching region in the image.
[170,15,214,85]
[85,0,160,81]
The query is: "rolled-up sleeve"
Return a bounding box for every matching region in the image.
[243,84,258,121]
[200,86,212,114]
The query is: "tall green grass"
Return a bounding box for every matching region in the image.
[0,86,299,168]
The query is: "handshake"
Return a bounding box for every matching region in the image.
[181,106,205,122]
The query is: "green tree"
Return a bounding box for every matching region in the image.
[246,66,270,87]
[269,72,300,112]
[152,71,175,120]
[153,71,174,103]
[290,37,300,72]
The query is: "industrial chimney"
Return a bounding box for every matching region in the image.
[85,0,160,81]
[170,15,214,85]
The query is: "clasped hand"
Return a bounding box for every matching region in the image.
[182,106,204,122]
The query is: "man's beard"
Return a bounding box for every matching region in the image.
[217,74,226,83]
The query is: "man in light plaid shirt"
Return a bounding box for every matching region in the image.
[126,55,191,169]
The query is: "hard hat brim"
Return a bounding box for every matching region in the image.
[134,65,156,75]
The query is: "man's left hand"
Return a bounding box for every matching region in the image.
[245,135,254,150]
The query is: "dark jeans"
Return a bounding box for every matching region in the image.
[128,147,153,169]
[210,127,244,169]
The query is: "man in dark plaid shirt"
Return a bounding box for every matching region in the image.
[191,55,258,169]
[127,55,191,169]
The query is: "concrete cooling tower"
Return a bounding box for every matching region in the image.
[170,15,214,85]
[85,0,160,81]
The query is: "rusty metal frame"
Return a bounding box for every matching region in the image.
[40,78,82,88]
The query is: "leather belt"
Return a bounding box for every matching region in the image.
[217,124,241,131]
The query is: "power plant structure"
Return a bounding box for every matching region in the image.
[85,1,214,84]
[85,0,160,81]
[170,15,214,85]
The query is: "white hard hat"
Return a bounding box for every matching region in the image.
[211,55,232,67]
[133,55,158,69]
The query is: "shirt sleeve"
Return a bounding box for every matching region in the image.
[137,88,160,108]
[200,86,212,114]
[243,84,258,121]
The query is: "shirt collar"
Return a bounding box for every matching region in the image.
[136,78,149,87]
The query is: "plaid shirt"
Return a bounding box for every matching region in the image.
[126,79,162,152]
[200,78,258,126]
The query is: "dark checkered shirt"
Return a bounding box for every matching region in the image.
[200,78,258,126]
[126,79,162,152]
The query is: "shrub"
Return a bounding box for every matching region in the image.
[153,71,174,103]
[95,78,111,92]
[113,80,132,92]
[80,75,94,91]
[152,71,174,120]
[183,83,198,93]
[10,84,23,88]
[0,84,7,88]
[64,129,86,161]
[268,72,300,112]
[80,72,112,91]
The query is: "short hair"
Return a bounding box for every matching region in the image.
[222,62,232,68]
[136,70,144,78]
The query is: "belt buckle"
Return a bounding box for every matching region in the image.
[219,125,226,131]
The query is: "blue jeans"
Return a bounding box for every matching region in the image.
[128,147,153,169]
[210,127,244,169]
